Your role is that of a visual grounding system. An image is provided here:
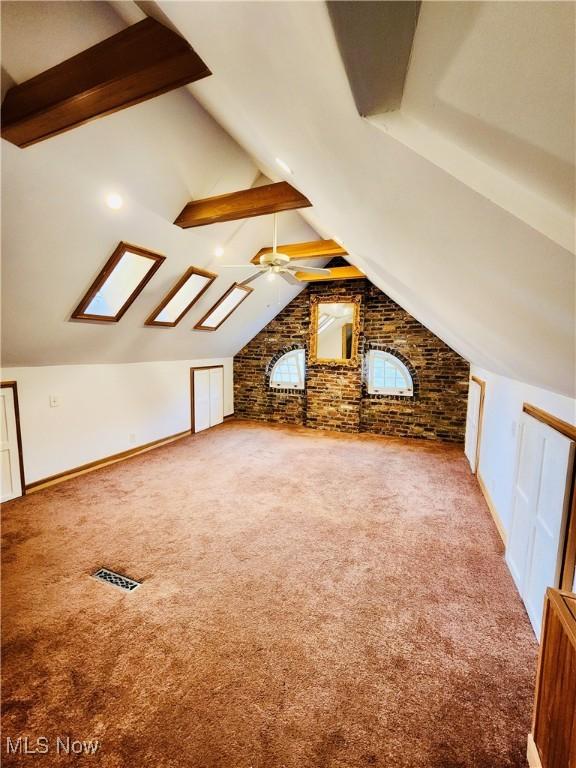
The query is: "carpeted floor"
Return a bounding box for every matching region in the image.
[2,420,537,768]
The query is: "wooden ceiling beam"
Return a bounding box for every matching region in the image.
[174,181,311,228]
[250,238,346,264]
[294,265,365,282]
[1,18,211,148]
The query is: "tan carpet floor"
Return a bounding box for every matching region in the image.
[1,420,537,767]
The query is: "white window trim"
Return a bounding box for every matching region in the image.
[270,349,306,390]
[367,350,414,397]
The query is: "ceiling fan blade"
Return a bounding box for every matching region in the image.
[239,270,266,285]
[221,264,266,269]
[287,265,332,275]
[279,271,301,285]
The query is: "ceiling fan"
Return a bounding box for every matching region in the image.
[222,213,332,285]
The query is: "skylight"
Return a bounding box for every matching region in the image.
[71,242,165,322]
[145,266,217,327]
[194,283,252,331]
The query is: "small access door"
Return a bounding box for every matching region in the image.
[191,366,224,434]
[1,382,25,502]
[193,369,211,433]
[209,367,224,426]
[506,411,575,638]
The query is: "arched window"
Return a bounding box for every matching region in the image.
[367,350,413,396]
[270,349,305,390]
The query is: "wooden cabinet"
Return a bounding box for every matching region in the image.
[529,588,576,768]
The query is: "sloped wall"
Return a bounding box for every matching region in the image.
[8,358,234,485]
[234,274,469,441]
[469,365,576,544]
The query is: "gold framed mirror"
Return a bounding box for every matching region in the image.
[309,295,361,365]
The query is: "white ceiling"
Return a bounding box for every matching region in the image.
[371,0,575,252]
[1,1,575,399]
[0,1,319,366]
[154,0,574,397]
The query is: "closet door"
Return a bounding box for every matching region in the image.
[506,412,574,638]
[193,369,211,433]
[209,368,224,427]
[464,379,481,472]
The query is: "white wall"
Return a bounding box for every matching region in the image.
[472,365,576,539]
[3,359,233,485]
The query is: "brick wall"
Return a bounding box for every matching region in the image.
[233,271,469,442]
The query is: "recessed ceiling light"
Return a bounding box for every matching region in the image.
[105,193,123,210]
[214,246,224,258]
[275,157,293,175]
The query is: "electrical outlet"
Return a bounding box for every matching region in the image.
[129,433,137,444]
[49,395,60,408]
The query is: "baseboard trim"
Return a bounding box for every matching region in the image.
[527,733,542,768]
[223,412,235,421]
[26,430,191,493]
[477,471,507,546]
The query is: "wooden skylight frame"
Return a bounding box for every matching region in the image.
[145,266,217,327]
[194,282,253,331]
[71,242,165,323]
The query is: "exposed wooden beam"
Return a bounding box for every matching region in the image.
[174,181,311,229]
[328,1,420,116]
[1,18,211,148]
[295,266,365,282]
[250,239,346,265]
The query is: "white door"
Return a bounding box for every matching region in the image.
[1,386,23,502]
[193,370,211,433]
[209,368,224,427]
[465,379,482,472]
[506,412,574,638]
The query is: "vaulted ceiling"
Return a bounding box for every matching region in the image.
[0,1,320,366]
[2,1,574,398]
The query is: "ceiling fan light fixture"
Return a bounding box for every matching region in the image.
[259,251,290,268]
[231,213,332,286]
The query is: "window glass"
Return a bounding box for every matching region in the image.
[270,349,305,390]
[72,243,165,322]
[368,350,413,396]
[154,273,213,324]
[195,284,252,330]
